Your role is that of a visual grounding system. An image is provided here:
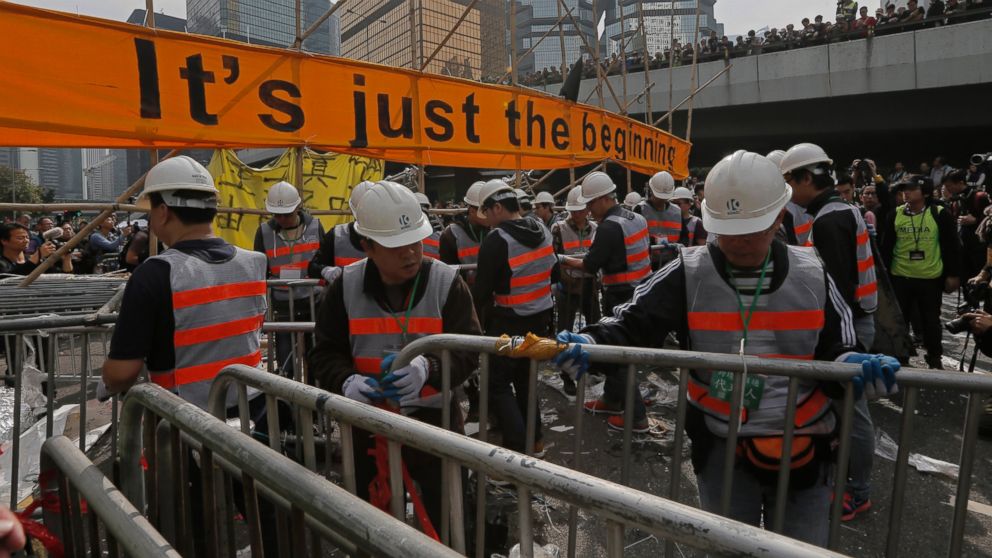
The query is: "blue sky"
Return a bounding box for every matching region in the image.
[12,0,842,38]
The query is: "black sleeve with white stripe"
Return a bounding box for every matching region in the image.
[817,271,862,361]
[581,257,687,348]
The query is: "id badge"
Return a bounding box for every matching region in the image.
[279,268,303,279]
[710,371,765,411]
[909,250,925,261]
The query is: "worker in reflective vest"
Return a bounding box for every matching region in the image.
[554,151,901,547]
[310,181,373,285]
[440,180,489,284]
[672,187,707,246]
[309,180,481,533]
[782,142,882,521]
[767,150,815,247]
[254,181,324,378]
[473,180,558,455]
[416,192,443,260]
[560,171,651,431]
[636,171,683,267]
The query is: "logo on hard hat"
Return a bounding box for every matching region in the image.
[726,199,742,214]
[399,214,411,227]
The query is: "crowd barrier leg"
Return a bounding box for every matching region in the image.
[79,332,89,452]
[771,376,801,533]
[606,520,624,558]
[620,363,636,486]
[664,367,689,558]
[718,371,744,516]
[566,373,587,558]
[828,386,856,549]
[388,439,404,520]
[474,353,491,558]
[340,422,358,494]
[886,386,918,555]
[8,334,22,509]
[440,349,452,546]
[950,391,983,556]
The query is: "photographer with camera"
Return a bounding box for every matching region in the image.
[953,290,992,436]
[944,169,989,281]
[880,176,962,369]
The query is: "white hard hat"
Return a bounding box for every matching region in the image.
[565,186,587,211]
[780,143,833,174]
[765,150,786,168]
[514,188,532,203]
[139,155,219,209]
[414,192,431,207]
[622,192,643,207]
[265,181,301,214]
[349,180,376,217]
[534,191,555,205]
[702,150,792,236]
[576,171,616,204]
[352,181,433,248]
[463,181,486,207]
[648,171,676,200]
[671,187,694,201]
[478,179,516,217]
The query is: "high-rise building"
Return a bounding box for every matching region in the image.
[605,0,723,59]
[514,0,598,75]
[83,149,131,201]
[340,0,506,79]
[126,9,189,32]
[186,0,340,55]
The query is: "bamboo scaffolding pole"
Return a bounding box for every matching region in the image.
[510,0,522,190]
[295,0,307,212]
[636,0,653,124]
[667,0,675,133]
[621,82,654,113]
[19,150,180,287]
[686,0,702,143]
[651,63,731,127]
[0,203,469,217]
[589,0,604,108]
[497,7,574,85]
[552,162,605,198]
[422,0,480,71]
[409,0,427,192]
[617,0,631,191]
[555,0,623,111]
[297,0,350,46]
[556,0,567,77]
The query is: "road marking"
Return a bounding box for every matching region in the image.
[947,496,992,518]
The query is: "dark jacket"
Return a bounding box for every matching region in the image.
[308,221,363,278]
[583,204,634,281]
[806,189,869,317]
[439,215,487,265]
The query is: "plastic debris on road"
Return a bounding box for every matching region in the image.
[875,429,960,480]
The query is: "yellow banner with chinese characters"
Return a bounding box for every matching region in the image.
[210,149,383,249]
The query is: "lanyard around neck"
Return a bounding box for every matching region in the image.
[383,269,422,341]
[725,249,771,348]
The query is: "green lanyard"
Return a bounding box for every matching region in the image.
[725,249,771,348]
[385,270,422,342]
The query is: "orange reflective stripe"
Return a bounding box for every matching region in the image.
[510,269,552,288]
[794,221,812,234]
[687,380,749,423]
[423,238,440,248]
[265,242,320,259]
[689,376,826,427]
[855,282,878,299]
[334,257,362,266]
[803,240,814,247]
[563,239,593,250]
[457,246,479,258]
[174,314,264,347]
[153,350,263,389]
[687,310,825,331]
[793,389,830,426]
[354,357,383,375]
[857,255,875,273]
[627,249,649,264]
[601,266,651,285]
[423,252,439,260]
[495,284,551,305]
[856,230,869,245]
[349,317,444,336]
[172,281,266,310]
[507,245,554,268]
[625,228,648,245]
[269,260,309,275]
[666,233,680,242]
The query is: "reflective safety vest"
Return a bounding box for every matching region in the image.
[148,247,268,410]
[682,245,835,437]
[787,202,813,247]
[492,227,556,315]
[638,201,682,243]
[555,219,596,255]
[809,200,878,314]
[261,216,321,301]
[343,260,456,378]
[333,223,366,267]
[680,215,702,245]
[423,230,441,260]
[449,222,481,265]
[601,210,651,287]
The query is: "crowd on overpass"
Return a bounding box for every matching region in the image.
[504,0,991,89]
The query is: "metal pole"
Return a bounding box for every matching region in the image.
[422,0,481,71]
[298,0,351,45]
[667,0,674,133]
[652,64,731,127]
[636,0,652,123]
[685,0,702,142]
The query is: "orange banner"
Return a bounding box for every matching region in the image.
[0,2,690,178]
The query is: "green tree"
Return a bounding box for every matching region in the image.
[0,165,48,219]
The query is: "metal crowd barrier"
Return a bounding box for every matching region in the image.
[118,383,462,558]
[39,435,179,557]
[208,364,840,558]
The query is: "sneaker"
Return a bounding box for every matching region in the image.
[606,415,650,433]
[560,373,577,396]
[841,493,871,521]
[584,399,624,415]
[532,440,547,459]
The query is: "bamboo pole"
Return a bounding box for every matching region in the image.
[497,7,574,85]
[510,0,522,190]
[409,0,427,193]
[19,150,180,287]
[556,0,567,77]
[651,63,731,127]
[297,0,350,45]
[617,0,631,193]
[590,0,604,108]
[667,0,674,133]
[555,0,623,111]
[686,0,702,143]
[636,0,652,124]
[0,203,468,217]
[421,0,480,71]
[552,162,605,198]
[295,1,307,201]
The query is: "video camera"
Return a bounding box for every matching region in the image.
[854,158,875,188]
[945,282,990,334]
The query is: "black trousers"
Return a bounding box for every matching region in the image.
[599,286,646,419]
[555,279,600,332]
[891,275,944,359]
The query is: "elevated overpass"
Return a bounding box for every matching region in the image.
[547,17,992,168]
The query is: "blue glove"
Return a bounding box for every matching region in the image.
[342,374,388,403]
[554,330,594,380]
[843,353,900,400]
[380,353,398,373]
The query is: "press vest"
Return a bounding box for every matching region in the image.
[492,226,556,316]
[148,247,268,410]
[423,230,441,260]
[891,204,944,280]
[261,216,321,301]
[638,201,683,243]
[333,223,366,267]
[682,246,835,437]
[343,260,456,379]
[601,210,651,288]
[787,202,813,246]
[809,200,878,314]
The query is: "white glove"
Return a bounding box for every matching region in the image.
[381,355,430,401]
[342,373,382,404]
[321,265,343,284]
